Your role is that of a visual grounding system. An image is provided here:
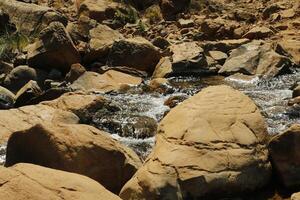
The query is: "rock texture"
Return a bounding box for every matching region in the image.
[27,22,80,73]
[120,85,271,199]
[269,124,300,188]
[0,163,121,200]
[6,123,142,194]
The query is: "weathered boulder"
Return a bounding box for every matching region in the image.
[107,37,161,75]
[84,24,124,63]
[6,122,142,194]
[269,124,300,188]
[71,70,142,93]
[219,40,292,77]
[0,163,121,200]
[27,22,81,73]
[152,42,208,78]
[77,0,121,23]
[0,0,66,35]
[3,65,46,93]
[120,85,271,199]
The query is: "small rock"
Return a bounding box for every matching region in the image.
[178,18,194,28]
[14,80,42,107]
[243,26,274,39]
[208,50,228,65]
[0,86,15,109]
[65,63,86,83]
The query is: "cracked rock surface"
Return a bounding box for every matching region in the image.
[120,85,271,199]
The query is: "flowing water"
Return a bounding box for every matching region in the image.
[1,70,300,163]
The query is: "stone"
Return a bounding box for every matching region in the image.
[129,0,156,10]
[14,80,42,107]
[0,0,66,35]
[262,3,284,19]
[84,24,124,63]
[202,39,250,53]
[0,163,121,200]
[269,124,300,188]
[107,37,161,75]
[77,0,121,23]
[3,65,46,93]
[178,19,194,28]
[219,40,292,77]
[120,85,271,199]
[160,0,190,20]
[243,26,274,40]
[71,70,142,93]
[208,50,228,65]
[65,63,86,83]
[278,39,300,65]
[6,123,142,194]
[152,57,173,78]
[0,86,15,109]
[27,22,81,73]
[293,85,300,98]
[292,192,300,200]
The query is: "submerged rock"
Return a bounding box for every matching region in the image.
[6,123,142,194]
[0,86,15,109]
[0,163,121,200]
[120,85,271,199]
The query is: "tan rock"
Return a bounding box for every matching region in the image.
[0,163,121,200]
[120,85,271,199]
[279,39,300,65]
[243,26,274,39]
[71,70,142,93]
[27,22,80,73]
[0,0,66,35]
[6,123,142,193]
[152,57,173,78]
[269,124,300,188]
[292,192,300,200]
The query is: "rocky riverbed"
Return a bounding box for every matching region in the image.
[0,0,300,199]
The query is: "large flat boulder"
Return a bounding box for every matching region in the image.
[6,123,142,194]
[0,163,120,200]
[0,0,66,35]
[120,85,271,199]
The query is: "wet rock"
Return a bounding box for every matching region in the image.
[3,65,46,93]
[0,0,67,35]
[0,163,121,200]
[84,24,124,63]
[293,85,300,98]
[107,37,161,75]
[243,26,274,40]
[71,70,142,93]
[152,57,173,78]
[269,124,300,188]
[14,80,42,107]
[120,85,271,199]
[0,86,15,109]
[27,22,81,73]
[219,40,292,77]
[164,95,188,108]
[77,0,121,23]
[148,78,170,93]
[121,116,157,139]
[65,63,86,83]
[160,0,190,20]
[6,122,142,194]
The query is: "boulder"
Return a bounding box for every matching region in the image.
[3,65,46,93]
[202,39,250,53]
[14,80,42,107]
[0,86,15,109]
[27,22,81,73]
[107,37,161,75]
[293,85,300,98]
[243,26,274,40]
[71,70,142,93]
[77,0,121,23]
[0,0,66,35]
[219,40,292,77]
[65,63,86,83]
[279,39,300,65]
[0,163,120,200]
[292,192,300,200]
[208,50,228,65]
[120,85,271,199]
[84,24,124,63]
[6,123,142,194]
[269,124,300,188]
[152,42,208,78]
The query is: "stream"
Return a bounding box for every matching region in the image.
[1,70,300,163]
